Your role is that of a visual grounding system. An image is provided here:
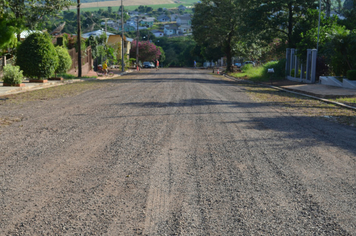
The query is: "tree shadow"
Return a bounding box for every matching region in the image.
[223,115,356,156]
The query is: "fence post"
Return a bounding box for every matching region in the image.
[311,49,318,83]
[285,48,291,76]
[306,49,312,81]
[294,49,298,78]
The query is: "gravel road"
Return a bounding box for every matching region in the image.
[1,68,356,235]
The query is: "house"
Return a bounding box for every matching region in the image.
[170,14,179,21]
[81,29,115,39]
[107,35,132,60]
[178,25,192,34]
[178,5,186,11]
[140,17,155,27]
[164,24,178,36]
[176,15,192,26]
[151,30,164,38]
[157,15,170,22]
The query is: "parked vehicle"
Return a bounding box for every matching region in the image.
[235,62,242,67]
[143,61,155,68]
[242,61,255,67]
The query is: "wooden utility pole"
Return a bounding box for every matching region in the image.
[121,0,125,72]
[77,0,82,77]
[136,16,139,70]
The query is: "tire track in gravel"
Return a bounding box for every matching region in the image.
[0,71,175,234]
[191,74,354,234]
[1,68,356,235]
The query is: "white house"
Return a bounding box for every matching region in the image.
[176,15,192,26]
[151,30,164,38]
[178,25,192,34]
[157,15,170,22]
[81,29,115,39]
[164,24,178,36]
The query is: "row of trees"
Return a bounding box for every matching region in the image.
[192,0,356,75]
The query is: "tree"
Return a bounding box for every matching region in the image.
[130,40,161,62]
[243,0,318,48]
[4,0,74,40]
[0,15,19,51]
[192,0,243,72]
[16,32,58,79]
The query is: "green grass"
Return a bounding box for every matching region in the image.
[57,73,97,79]
[334,97,356,106]
[229,59,287,83]
[230,66,268,82]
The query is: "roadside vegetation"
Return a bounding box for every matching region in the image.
[220,76,356,127]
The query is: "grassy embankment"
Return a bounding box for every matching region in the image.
[229,60,286,83]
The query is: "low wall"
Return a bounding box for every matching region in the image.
[320,76,356,89]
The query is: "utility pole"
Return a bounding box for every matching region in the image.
[121,0,125,72]
[136,16,139,70]
[77,0,82,78]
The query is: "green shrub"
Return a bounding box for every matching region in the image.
[16,32,58,79]
[2,65,24,85]
[290,68,301,77]
[347,70,356,80]
[55,46,72,76]
[241,64,253,72]
[261,59,287,79]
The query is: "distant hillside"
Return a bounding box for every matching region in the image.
[76,0,174,8]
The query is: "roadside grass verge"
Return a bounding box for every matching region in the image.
[332,97,356,107]
[0,81,109,105]
[221,74,356,126]
[57,73,97,80]
[241,83,356,126]
[229,59,286,83]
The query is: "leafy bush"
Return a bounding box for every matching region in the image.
[16,32,58,79]
[261,59,286,79]
[55,46,72,76]
[241,64,253,72]
[291,69,301,78]
[347,70,356,80]
[325,30,356,76]
[2,65,24,85]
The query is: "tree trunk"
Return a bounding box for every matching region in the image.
[288,2,294,48]
[226,35,233,72]
[325,0,331,18]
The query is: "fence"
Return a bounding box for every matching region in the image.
[285,48,317,83]
[67,46,93,76]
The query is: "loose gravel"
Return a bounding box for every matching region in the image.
[0,68,355,235]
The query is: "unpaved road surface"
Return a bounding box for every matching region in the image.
[1,68,356,235]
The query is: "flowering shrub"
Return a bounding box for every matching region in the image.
[130,40,161,62]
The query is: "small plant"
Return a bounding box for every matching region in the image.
[346,70,356,80]
[2,65,24,85]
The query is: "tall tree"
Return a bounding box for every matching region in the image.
[5,0,74,40]
[192,0,242,72]
[243,0,318,48]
